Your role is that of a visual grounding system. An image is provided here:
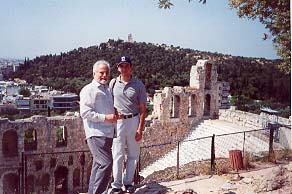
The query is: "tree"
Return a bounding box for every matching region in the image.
[158,0,290,73]
[229,0,290,73]
[18,87,31,97]
[158,0,206,9]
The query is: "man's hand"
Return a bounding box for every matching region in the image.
[135,130,143,141]
[114,108,124,120]
[117,112,124,120]
[105,114,117,123]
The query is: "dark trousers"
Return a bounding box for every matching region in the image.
[87,136,113,194]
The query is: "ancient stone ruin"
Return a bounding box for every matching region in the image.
[143,59,220,146]
[0,59,221,193]
[0,115,90,194]
[1,59,289,193]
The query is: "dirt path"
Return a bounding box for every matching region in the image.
[133,162,292,194]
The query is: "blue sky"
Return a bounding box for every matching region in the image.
[0,0,278,59]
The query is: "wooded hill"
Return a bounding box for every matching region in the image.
[13,39,290,115]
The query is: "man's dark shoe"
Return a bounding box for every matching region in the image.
[124,185,135,193]
[110,188,123,194]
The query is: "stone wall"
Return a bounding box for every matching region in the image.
[141,60,221,169]
[152,60,220,125]
[0,115,91,194]
[219,109,291,149]
[0,59,223,192]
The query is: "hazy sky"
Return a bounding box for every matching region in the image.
[0,0,278,59]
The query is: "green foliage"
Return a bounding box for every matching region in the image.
[216,57,290,106]
[24,129,34,143]
[146,103,153,116]
[18,87,31,97]
[158,0,290,73]
[56,126,64,141]
[158,0,205,9]
[158,0,174,9]
[230,0,290,73]
[230,96,237,106]
[235,97,290,118]
[12,40,290,116]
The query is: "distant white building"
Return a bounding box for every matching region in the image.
[218,81,230,109]
[51,93,79,111]
[31,96,50,112]
[128,33,133,43]
[15,96,30,113]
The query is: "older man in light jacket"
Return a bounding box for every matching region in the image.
[80,60,117,194]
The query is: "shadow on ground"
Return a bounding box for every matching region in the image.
[134,182,171,194]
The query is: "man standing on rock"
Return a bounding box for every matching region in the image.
[80,60,117,194]
[110,56,147,194]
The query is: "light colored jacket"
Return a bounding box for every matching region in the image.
[80,79,116,139]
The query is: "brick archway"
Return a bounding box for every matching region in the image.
[188,94,197,117]
[2,130,18,157]
[204,94,211,116]
[170,95,181,118]
[55,166,68,194]
[3,173,19,194]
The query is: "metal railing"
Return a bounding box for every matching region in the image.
[13,124,289,193]
[135,126,284,184]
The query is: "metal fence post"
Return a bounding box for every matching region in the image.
[176,141,180,179]
[211,134,215,173]
[242,132,246,160]
[269,127,275,162]
[21,152,24,194]
[80,152,85,191]
[24,153,27,194]
[138,147,141,184]
[134,147,141,185]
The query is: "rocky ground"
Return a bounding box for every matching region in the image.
[133,161,292,194]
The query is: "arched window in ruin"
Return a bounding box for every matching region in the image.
[26,175,35,194]
[204,94,211,116]
[55,166,68,194]
[3,173,19,194]
[169,96,174,117]
[2,130,18,157]
[68,155,73,166]
[73,168,80,187]
[34,160,43,171]
[170,95,180,118]
[56,126,67,147]
[188,94,197,117]
[41,173,50,192]
[24,128,37,151]
[205,63,212,89]
[50,157,57,169]
[173,95,180,118]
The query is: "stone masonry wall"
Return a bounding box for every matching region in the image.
[219,109,291,149]
[0,115,91,194]
[0,59,222,192]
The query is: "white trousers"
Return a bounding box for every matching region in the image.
[111,116,140,189]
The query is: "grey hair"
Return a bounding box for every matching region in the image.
[93,60,110,73]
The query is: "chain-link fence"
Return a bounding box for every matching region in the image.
[16,124,290,193]
[137,125,287,184]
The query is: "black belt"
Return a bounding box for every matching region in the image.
[123,113,138,119]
